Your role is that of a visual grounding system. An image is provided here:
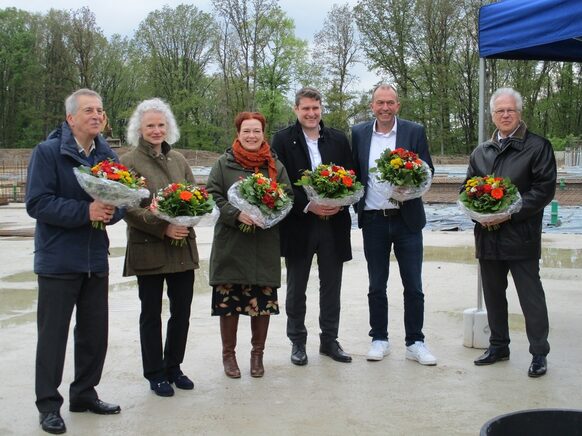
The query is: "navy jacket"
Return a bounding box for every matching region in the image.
[25,122,124,274]
[271,120,354,262]
[352,118,434,232]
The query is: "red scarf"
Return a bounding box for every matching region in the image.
[232,139,278,181]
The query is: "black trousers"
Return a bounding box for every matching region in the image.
[137,270,194,381]
[480,258,550,356]
[35,273,108,413]
[285,219,343,345]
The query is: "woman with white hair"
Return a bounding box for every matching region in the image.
[121,98,199,397]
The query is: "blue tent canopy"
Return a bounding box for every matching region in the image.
[479,0,582,62]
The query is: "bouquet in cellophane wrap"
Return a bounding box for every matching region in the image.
[227,172,292,232]
[295,163,364,212]
[458,174,522,230]
[371,148,432,204]
[73,159,149,229]
[150,182,217,234]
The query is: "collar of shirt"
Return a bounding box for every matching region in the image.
[76,138,96,157]
[497,125,519,142]
[373,117,398,137]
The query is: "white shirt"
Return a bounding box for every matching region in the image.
[365,119,399,210]
[303,132,321,170]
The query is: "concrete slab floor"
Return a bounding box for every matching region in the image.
[1,204,581,435]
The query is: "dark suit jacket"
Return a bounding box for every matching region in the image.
[351,118,434,232]
[271,120,354,261]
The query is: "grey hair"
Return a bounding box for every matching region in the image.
[371,83,399,102]
[126,98,180,146]
[65,89,102,115]
[294,86,322,106]
[490,87,523,113]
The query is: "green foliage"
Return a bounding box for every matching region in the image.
[295,163,363,199]
[548,134,580,151]
[1,1,581,154]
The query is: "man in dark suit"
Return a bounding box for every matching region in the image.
[271,87,354,365]
[352,83,437,365]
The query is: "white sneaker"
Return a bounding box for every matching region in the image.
[366,340,390,361]
[406,341,437,365]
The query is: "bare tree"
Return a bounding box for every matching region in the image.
[313,3,360,132]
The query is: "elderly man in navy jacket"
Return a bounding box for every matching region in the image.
[352,83,437,366]
[26,89,124,434]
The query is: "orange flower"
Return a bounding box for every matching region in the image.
[491,188,504,200]
[341,176,353,187]
[180,191,193,201]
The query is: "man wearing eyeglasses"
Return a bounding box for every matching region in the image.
[466,87,557,378]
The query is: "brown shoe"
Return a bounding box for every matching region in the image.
[220,315,241,378]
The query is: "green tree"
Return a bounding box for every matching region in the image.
[134,4,217,148]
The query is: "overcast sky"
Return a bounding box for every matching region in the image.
[1,0,382,91]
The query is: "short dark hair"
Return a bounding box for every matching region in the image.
[294,87,322,106]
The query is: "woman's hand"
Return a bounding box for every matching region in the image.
[237,211,257,226]
[165,224,189,241]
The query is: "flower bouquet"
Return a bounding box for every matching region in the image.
[458,175,522,230]
[371,148,432,204]
[227,172,292,232]
[74,159,149,229]
[150,183,216,245]
[295,163,364,215]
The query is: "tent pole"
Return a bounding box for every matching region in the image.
[476,57,486,311]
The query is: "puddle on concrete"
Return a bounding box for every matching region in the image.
[424,245,582,269]
[109,247,126,258]
[2,271,37,283]
[0,248,577,326]
[0,288,37,327]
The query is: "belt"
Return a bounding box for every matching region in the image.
[364,209,400,217]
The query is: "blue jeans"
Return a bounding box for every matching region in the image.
[361,211,425,345]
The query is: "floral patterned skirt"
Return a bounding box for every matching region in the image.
[211,284,279,317]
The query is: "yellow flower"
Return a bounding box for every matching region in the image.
[390,157,403,169]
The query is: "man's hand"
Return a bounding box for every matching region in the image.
[482,214,511,229]
[89,201,115,225]
[165,224,189,241]
[307,202,341,217]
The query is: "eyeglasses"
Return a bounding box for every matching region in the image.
[493,109,518,116]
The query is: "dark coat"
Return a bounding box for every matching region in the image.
[271,120,354,262]
[351,118,434,232]
[206,148,292,287]
[466,122,556,260]
[25,122,124,274]
[120,139,200,276]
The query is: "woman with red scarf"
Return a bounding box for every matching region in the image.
[206,112,292,378]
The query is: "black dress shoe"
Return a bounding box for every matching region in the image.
[69,398,121,414]
[169,374,194,390]
[291,343,308,366]
[150,380,175,397]
[474,347,510,366]
[320,340,352,363]
[528,355,547,378]
[39,411,66,434]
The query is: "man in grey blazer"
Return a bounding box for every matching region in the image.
[352,83,437,365]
